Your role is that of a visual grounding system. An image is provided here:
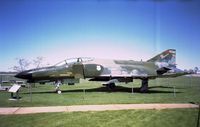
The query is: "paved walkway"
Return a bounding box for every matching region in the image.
[0,103,198,115]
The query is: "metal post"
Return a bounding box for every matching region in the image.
[132,87,134,94]
[173,86,176,97]
[11,92,13,98]
[29,83,32,103]
[167,78,170,87]
[17,90,19,100]
[31,84,32,103]
[83,89,85,100]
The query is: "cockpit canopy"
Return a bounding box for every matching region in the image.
[54,57,94,67]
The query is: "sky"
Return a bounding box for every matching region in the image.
[0,0,200,71]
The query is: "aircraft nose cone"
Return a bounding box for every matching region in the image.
[15,71,32,79]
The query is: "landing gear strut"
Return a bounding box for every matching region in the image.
[140,78,148,93]
[103,83,116,90]
[55,80,62,94]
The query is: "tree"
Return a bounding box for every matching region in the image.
[13,58,30,72]
[194,67,199,73]
[32,56,44,68]
[12,56,48,72]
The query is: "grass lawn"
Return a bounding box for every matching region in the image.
[0,108,199,127]
[0,76,200,107]
[0,76,199,127]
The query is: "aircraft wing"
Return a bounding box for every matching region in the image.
[89,74,156,82]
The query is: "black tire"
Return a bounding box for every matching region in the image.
[140,79,148,93]
[68,83,75,85]
[106,83,116,90]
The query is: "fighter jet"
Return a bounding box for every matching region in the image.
[15,49,188,92]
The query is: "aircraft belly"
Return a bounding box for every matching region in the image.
[49,72,73,77]
[100,65,157,78]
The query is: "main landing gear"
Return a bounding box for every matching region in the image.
[140,78,149,93]
[103,83,116,90]
[103,78,149,93]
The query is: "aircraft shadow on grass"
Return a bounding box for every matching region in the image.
[23,85,182,94]
[148,85,184,89]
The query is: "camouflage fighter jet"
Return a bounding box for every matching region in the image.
[15,49,188,92]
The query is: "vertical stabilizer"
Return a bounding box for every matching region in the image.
[147,49,176,68]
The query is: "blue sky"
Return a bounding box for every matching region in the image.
[0,0,200,71]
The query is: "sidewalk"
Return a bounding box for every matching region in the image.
[0,103,198,115]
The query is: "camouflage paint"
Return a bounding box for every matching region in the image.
[15,49,188,83]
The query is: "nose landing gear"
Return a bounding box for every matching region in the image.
[55,80,62,94]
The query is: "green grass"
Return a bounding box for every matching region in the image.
[0,108,199,127]
[0,76,199,127]
[0,76,200,107]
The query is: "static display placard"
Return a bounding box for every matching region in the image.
[8,84,21,93]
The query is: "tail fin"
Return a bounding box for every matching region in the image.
[147,49,176,68]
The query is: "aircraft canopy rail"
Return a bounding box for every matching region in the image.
[55,57,94,66]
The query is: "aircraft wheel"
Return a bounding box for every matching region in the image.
[140,79,148,93]
[68,83,75,85]
[57,90,62,94]
[106,83,116,90]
